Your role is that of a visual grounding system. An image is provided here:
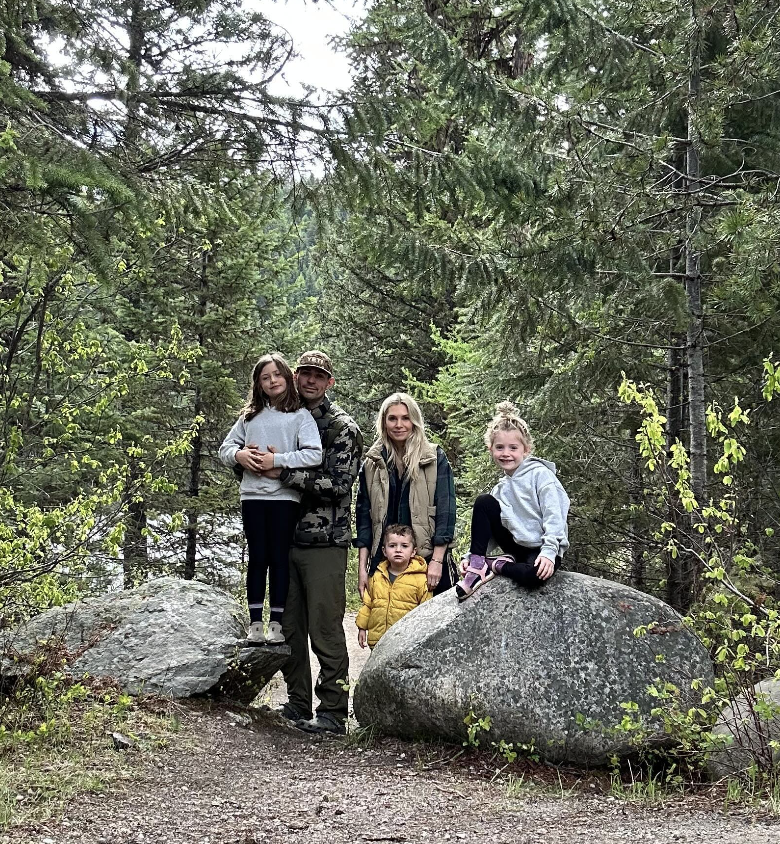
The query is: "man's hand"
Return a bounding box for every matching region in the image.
[357,629,367,649]
[235,444,263,473]
[260,445,282,478]
[256,451,276,472]
[534,554,555,580]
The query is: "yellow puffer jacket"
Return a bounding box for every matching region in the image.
[355,556,432,648]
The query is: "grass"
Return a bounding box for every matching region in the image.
[345,547,362,612]
[0,746,121,828]
[0,669,182,831]
[342,721,376,748]
[722,769,780,815]
[609,767,669,803]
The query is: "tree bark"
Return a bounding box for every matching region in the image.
[184,418,202,581]
[629,435,645,591]
[665,335,687,611]
[681,0,706,610]
[184,247,210,580]
[123,473,149,588]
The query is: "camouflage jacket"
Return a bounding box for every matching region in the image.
[280,396,363,547]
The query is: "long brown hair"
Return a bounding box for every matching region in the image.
[242,353,301,420]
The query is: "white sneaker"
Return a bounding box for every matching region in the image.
[246,621,265,644]
[265,621,285,645]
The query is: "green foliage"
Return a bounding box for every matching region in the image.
[0,645,180,830]
[0,0,320,604]
[611,365,780,778]
[323,0,780,602]
[463,705,492,748]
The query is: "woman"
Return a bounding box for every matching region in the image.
[356,393,456,597]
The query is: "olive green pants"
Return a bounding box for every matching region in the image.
[281,546,349,720]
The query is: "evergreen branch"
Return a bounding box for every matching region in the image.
[708,315,776,347]
[572,3,666,58]
[728,88,780,107]
[515,286,685,351]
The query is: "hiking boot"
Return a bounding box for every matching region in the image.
[455,554,495,601]
[276,702,312,722]
[245,621,265,644]
[265,621,285,645]
[295,712,346,736]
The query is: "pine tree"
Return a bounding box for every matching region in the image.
[324,0,780,610]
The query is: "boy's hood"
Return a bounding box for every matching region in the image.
[377,555,428,577]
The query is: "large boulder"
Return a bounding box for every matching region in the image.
[707,678,780,780]
[354,572,714,765]
[0,577,288,703]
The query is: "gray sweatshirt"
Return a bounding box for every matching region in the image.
[219,407,322,502]
[491,456,570,560]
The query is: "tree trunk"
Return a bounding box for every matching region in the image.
[184,247,210,580]
[120,0,148,590]
[123,474,149,588]
[629,437,644,591]
[184,391,202,581]
[125,0,144,152]
[665,336,687,611]
[681,0,706,610]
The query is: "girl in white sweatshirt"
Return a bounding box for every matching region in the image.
[455,402,569,600]
[220,353,322,643]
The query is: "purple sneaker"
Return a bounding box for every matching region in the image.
[455,554,496,601]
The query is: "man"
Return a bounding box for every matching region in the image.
[275,350,363,734]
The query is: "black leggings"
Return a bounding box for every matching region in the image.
[470,494,561,589]
[241,499,299,623]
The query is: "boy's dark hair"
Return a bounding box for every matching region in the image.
[383,524,417,547]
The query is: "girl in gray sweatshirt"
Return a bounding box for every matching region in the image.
[455,401,569,600]
[219,353,322,644]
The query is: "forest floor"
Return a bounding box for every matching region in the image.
[4,616,780,844]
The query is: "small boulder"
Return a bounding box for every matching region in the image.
[1,577,288,703]
[353,572,713,765]
[707,678,780,780]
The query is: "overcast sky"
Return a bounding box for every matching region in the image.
[252,0,368,98]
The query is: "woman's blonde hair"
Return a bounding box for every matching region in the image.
[376,392,431,481]
[484,401,534,452]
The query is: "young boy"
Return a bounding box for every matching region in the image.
[356,524,432,650]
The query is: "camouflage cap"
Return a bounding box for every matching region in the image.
[295,349,334,377]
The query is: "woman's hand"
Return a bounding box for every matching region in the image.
[358,566,369,599]
[534,554,555,580]
[357,629,367,649]
[357,548,369,598]
[427,558,442,591]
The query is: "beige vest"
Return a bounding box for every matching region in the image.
[362,441,439,559]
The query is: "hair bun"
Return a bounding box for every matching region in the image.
[495,400,519,419]
[484,400,533,451]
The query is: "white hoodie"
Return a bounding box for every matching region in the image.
[491,456,570,560]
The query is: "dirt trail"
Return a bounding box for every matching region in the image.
[6,615,780,844]
[9,704,779,844]
[264,612,370,712]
